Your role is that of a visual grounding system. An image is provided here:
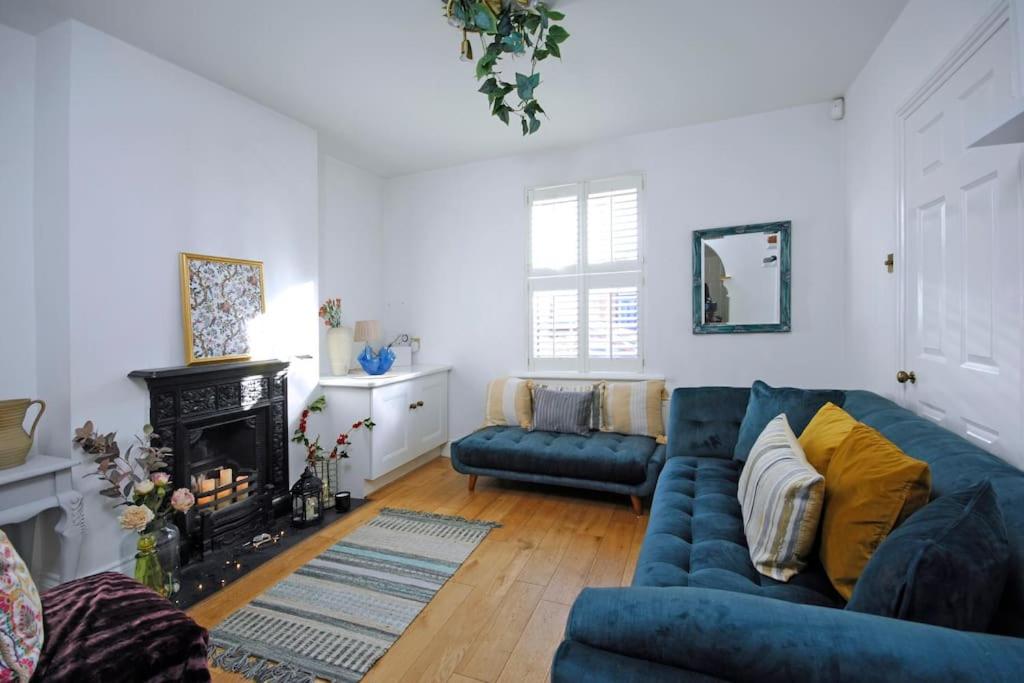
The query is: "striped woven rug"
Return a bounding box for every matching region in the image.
[209,508,499,682]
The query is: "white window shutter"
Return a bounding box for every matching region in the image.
[588,286,640,360]
[587,183,640,267]
[527,175,643,371]
[531,288,579,359]
[530,185,579,273]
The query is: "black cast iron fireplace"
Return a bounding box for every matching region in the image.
[129,360,290,561]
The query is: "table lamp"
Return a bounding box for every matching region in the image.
[353,320,380,351]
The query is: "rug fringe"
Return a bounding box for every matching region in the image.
[209,643,320,683]
[379,507,502,528]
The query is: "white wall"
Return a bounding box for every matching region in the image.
[33,22,72,459]
[0,24,37,400]
[318,155,386,374]
[383,103,847,442]
[844,0,997,398]
[32,21,320,578]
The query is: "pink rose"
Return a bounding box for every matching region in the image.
[170,488,195,513]
[150,472,171,487]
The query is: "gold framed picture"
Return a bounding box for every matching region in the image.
[179,252,266,365]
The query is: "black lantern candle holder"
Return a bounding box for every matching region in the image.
[291,467,323,528]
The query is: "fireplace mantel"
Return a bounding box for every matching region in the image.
[128,359,289,382]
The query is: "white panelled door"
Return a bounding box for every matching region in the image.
[901,18,1024,467]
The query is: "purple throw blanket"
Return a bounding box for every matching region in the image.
[31,572,210,682]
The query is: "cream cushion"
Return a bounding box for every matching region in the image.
[737,413,825,582]
[601,380,667,441]
[484,377,534,429]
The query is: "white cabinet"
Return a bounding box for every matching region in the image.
[320,365,450,495]
[410,372,447,453]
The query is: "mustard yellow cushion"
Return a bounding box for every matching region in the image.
[819,424,931,600]
[798,402,858,475]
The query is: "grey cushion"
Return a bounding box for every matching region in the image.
[532,387,593,436]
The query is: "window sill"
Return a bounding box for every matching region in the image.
[517,370,664,382]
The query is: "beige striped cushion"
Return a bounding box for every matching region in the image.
[484,377,533,429]
[601,380,666,441]
[737,413,825,582]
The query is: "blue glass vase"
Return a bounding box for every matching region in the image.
[357,345,396,375]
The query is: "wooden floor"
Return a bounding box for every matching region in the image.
[189,457,648,683]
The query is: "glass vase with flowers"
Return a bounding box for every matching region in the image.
[73,422,195,597]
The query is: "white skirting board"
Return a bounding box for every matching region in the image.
[364,447,444,496]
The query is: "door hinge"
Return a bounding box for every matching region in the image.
[884,253,895,273]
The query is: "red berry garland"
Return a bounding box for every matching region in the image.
[290,395,375,465]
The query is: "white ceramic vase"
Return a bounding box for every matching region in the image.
[326,326,354,376]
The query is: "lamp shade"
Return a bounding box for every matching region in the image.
[353,320,381,343]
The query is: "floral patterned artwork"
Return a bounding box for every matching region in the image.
[180,254,265,364]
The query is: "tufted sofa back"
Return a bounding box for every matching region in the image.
[842,390,1024,637]
[666,387,750,459]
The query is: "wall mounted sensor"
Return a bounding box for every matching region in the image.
[831,97,846,121]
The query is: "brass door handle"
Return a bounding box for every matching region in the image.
[896,370,917,384]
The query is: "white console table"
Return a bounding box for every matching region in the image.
[320,365,451,498]
[0,455,85,583]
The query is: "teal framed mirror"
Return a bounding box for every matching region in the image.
[692,221,791,334]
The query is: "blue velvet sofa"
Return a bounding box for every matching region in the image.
[450,426,666,514]
[552,387,1024,682]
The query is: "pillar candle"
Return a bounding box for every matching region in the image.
[198,478,215,507]
[218,468,233,500]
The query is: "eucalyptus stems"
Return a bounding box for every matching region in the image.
[444,1,569,135]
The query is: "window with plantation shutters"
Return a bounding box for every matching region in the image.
[527,175,644,372]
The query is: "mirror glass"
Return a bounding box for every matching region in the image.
[693,222,790,334]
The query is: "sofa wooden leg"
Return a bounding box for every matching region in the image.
[468,474,478,492]
[630,495,644,516]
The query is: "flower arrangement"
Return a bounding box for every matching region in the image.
[74,421,195,597]
[319,298,343,328]
[73,421,194,531]
[291,396,374,466]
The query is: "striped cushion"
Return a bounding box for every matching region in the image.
[532,382,604,430]
[737,413,825,582]
[484,377,533,429]
[531,387,593,436]
[601,380,666,441]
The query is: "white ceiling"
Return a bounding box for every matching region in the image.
[0,0,907,177]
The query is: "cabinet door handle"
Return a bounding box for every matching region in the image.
[409,403,417,410]
[416,401,424,407]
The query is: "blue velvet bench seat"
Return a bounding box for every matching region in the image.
[450,425,666,514]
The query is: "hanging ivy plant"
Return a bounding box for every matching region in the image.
[445,1,570,135]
